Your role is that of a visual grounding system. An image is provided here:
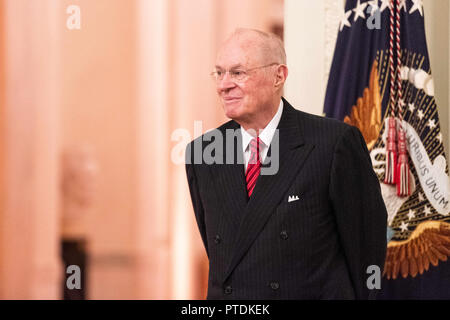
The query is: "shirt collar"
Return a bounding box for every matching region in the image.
[241,99,284,152]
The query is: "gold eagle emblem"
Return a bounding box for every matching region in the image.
[347,57,450,279]
[344,61,382,150]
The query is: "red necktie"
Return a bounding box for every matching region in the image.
[245,137,261,198]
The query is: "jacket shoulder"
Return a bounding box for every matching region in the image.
[185,119,238,165]
[188,119,236,146]
[294,108,354,144]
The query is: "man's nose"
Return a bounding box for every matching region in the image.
[217,73,236,92]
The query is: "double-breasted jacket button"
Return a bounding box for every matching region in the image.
[280,230,289,240]
[270,282,280,290]
[214,234,221,244]
[224,285,233,295]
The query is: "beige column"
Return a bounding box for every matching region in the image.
[218,0,272,39]
[133,0,171,299]
[168,0,220,300]
[0,0,5,297]
[0,0,62,299]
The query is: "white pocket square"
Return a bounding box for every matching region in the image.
[288,195,300,203]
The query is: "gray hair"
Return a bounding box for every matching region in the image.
[227,28,287,65]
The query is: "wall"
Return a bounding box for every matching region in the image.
[423,0,450,156]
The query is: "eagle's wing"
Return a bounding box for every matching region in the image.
[383,221,450,279]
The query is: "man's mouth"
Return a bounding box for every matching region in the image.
[223,97,242,103]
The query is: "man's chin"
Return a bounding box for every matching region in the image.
[223,102,244,120]
[224,109,243,121]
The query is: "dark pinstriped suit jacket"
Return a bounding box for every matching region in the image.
[185,98,387,300]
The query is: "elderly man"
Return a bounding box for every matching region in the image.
[185,28,387,300]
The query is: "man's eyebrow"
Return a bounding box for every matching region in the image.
[214,64,244,69]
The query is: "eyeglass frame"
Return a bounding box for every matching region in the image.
[210,62,281,82]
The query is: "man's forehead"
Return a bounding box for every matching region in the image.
[216,38,262,68]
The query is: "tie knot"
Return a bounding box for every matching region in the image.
[248,137,261,165]
[249,137,260,154]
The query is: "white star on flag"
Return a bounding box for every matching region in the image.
[398,98,405,109]
[400,221,409,232]
[427,119,436,130]
[437,132,443,143]
[339,9,352,31]
[407,209,416,220]
[399,0,408,12]
[380,0,391,12]
[417,109,424,120]
[424,205,431,216]
[368,0,379,16]
[418,193,424,202]
[408,103,415,112]
[410,0,424,16]
[353,0,367,22]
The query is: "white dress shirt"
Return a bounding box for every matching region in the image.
[241,100,283,171]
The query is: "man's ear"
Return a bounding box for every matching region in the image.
[274,65,288,90]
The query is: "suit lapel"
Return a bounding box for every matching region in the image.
[209,122,247,230]
[223,99,315,283]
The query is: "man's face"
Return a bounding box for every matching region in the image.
[214,38,274,123]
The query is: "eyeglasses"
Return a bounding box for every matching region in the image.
[210,63,279,82]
